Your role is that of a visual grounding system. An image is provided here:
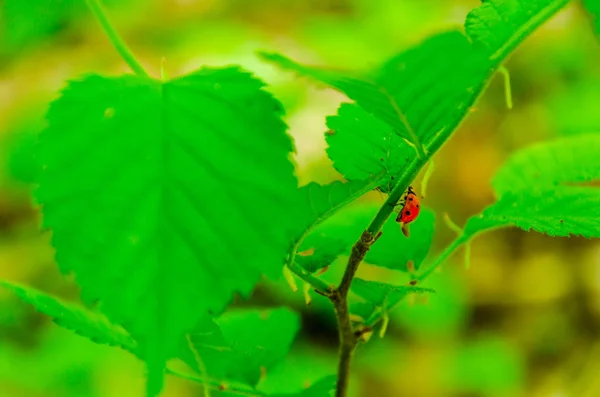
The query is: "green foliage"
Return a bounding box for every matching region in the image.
[463,187,600,239]
[464,0,570,58]
[0,280,135,353]
[185,308,300,388]
[295,235,348,273]
[469,135,600,239]
[350,278,435,325]
[325,104,413,193]
[290,178,381,274]
[272,375,336,397]
[294,178,382,238]
[5,0,578,395]
[365,208,435,272]
[492,134,600,194]
[260,0,570,200]
[34,69,299,395]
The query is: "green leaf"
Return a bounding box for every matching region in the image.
[272,375,336,397]
[294,178,382,237]
[365,208,435,272]
[289,178,382,271]
[582,0,600,35]
[35,69,299,395]
[492,135,600,195]
[350,278,435,324]
[295,235,348,273]
[294,202,380,273]
[186,307,301,387]
[260,33,489,161]
[261,0,569,193]
[463,187,600,239]
[325,103,413,193]
[0,280,135,353]
[464,0,570,59]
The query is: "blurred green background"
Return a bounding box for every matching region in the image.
[1,0,600,396]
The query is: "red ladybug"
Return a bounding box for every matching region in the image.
[395,186,420,237]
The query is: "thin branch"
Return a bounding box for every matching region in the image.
[85,0,148,76]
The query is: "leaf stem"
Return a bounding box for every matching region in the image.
[287,261,332,294]
[498,66,513,110]
[85,0,148,76]
[166,369,265,397]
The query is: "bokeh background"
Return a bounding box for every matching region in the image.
[1,0,600,396]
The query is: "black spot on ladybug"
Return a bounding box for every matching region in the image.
[405,210,411,216]
[416,204,420,208]
[408,197,413,201]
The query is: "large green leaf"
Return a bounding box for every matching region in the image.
[35,69,299,395]
[365,208,435,272]
[0,280,135,353]
[492,135,600,195]
[463,187,600,240]
[186,307,301,388]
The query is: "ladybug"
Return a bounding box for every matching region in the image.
[395,186,421,237]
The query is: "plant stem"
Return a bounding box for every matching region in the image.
[85,0,148,76]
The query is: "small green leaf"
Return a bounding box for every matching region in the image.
[296,235,348,273]
[326,103,413,193]
[294,178,382,235]
[272,375,337,397]
[464,0,571,59]
[35,69,299,395]
[463,187,600,239]
[492,135,600,195]
[365,208,436,272]
[186,307,301,387]
[0,280,135,353]
[290,178,382,267]
[351,278,435,308]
